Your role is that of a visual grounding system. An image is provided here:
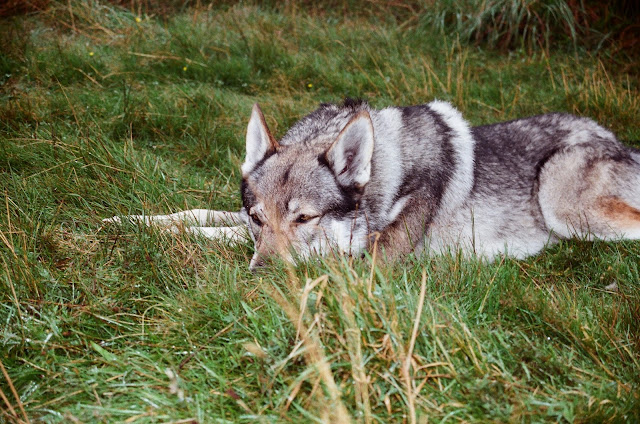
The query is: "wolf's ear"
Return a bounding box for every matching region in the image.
[242,104,279,175]
[326,110,374,188]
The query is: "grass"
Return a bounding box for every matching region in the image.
[1,1,639,422]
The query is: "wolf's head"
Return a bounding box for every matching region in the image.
[240,103,375,269]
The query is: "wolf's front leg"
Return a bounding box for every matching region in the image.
[103,209,245,227]
[179,225,250,244]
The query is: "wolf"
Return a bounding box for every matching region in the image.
[104,99,640,270]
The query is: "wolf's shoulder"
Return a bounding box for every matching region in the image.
[280,98,472,146]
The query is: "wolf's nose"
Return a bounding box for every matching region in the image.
[249,254,266,272]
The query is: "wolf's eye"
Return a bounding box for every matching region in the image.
[250,213,262,226]
[295,214,316,224]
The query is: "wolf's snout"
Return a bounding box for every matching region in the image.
[248,253,266,272]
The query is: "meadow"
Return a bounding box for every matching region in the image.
[0,1,639,422]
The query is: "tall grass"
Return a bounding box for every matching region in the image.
[0,1,639,422]
[418,0,581,51]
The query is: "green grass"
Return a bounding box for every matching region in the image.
[1,1,639,423]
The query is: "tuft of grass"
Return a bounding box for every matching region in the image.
[418,0,583,51]
[0,1,639,422]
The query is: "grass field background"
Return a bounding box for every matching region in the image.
[1,1,639,422]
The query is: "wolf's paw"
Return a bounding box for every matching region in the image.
[102,216,122,224]
[165,225,182,234]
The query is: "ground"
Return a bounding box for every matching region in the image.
[0,1,639,423]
